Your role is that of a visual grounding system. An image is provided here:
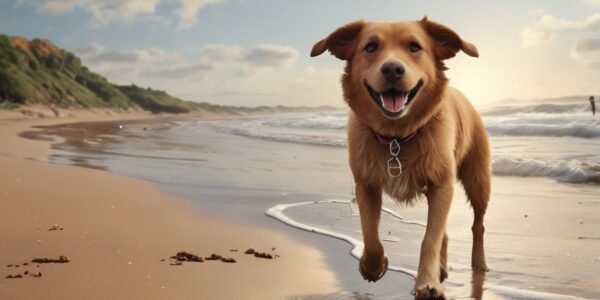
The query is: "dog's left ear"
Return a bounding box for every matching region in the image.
[311,20,365,60]
[420,16,478,60]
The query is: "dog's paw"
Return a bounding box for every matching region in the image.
[413,282,446,300]
[359,254,388,282]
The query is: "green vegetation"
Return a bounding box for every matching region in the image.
[118,85,191,114]
[0,33,338,115]
[0,34,191,113]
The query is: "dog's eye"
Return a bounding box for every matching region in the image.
[409,42,422,53]
[364,42,378,53]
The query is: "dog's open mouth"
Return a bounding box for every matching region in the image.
[365,80,423,117]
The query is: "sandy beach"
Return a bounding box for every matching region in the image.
[0,108,338,300]
[2,103,599,300]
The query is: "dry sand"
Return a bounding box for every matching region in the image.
[0,107,338,300]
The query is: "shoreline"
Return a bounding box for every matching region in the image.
[0,108,339,299]
[268,199,589,300]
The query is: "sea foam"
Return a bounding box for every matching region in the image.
[266,199,587,300]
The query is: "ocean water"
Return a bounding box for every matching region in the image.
[215,100,600,185]
[42,98,600,299]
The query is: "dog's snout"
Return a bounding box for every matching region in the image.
[380,61,405,83]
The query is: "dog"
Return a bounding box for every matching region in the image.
[311,17,491,299]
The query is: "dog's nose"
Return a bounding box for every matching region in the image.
[380,61,405,83]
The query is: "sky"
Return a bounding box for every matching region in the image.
[0,0,599,107]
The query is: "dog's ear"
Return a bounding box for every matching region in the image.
[311,20,365,60]
[419,16,478,60]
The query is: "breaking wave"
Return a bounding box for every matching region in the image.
[486,121,600,138]
[492,157,600,184]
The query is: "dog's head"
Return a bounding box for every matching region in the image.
[311,17,478,133]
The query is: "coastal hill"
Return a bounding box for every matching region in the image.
[0,34,336,115]
[0,34,193,113]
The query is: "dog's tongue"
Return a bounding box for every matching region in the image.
[380,90,406,113]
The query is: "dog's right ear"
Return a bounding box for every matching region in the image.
[419,16,478,60]
[311,20,365,60]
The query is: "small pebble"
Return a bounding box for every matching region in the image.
[254,252,273,259]
[205,254,222,261]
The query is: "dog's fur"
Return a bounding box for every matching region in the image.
[311,17,491,299]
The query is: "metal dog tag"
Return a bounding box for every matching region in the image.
[387,139,402,177]
[390,139,401,156]
[387,156,402,177]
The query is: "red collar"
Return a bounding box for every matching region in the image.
[372,128,419,145]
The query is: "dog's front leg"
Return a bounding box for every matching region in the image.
[414,181,453,300]
[355,182,388,282]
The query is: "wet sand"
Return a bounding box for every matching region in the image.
[0,108,338,299]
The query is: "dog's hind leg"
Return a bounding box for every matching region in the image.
[459,146,491,272]
[355,183,388,282]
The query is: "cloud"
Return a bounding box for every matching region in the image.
[574,38,600,53]
[16,0,222,29]
[570,38,600,68]
[83,47,176,66]
[242,44,299,67]
[176,0,223,30]
[17,0,163,27]
[74,42,300,82]
[201,44,241,61]
[76,42,104,57]
[235,44,299,76]
[197,43,300,77]
[536,14,600,31]
[143,63,213,78]
[75,42,180,78]
[582,0,600,6]
[521,27,554,47]
[521,13,600,48]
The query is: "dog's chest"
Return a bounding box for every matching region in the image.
[381,156,426,203]
[360,144,427,203]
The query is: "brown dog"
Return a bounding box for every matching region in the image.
[311,17,490,299]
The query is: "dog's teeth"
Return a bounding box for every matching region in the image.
[379,94,385,106]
